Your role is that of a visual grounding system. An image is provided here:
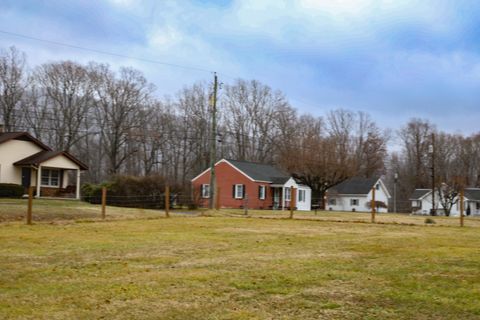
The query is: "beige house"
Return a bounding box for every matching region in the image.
[0,132,88,199]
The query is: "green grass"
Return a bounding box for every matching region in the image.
[1,203,480,319]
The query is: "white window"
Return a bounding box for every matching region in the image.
[329,198,336,205]
[350,199,359,206]
[259,185,266,200]
[41,169,60,187]
[412,200,421,208]
[201,184,210,198]
[284,187,291,201]
[235,184,244,199]
[298,189,305,202]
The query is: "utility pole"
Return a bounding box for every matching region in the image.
[208,72,218,209]
[394,172,398,213]
[429,133,436,216]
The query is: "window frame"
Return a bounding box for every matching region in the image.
[284,187,291,201]
[41,168,60,187]
[328,198,336,205]
[350,198,359,206]
[298,189,305,202]
[235,184,244,199]
[201,184,210,198]
[259,185,266,200]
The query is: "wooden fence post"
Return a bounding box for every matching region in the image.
[289,186,296,219]
[215,186,220,210]
[244,194,249,215]
[371,187,376,223]
[460,188,464,227]
[27,186,33,225]
[101,187,107,219]
[165,186,170,218]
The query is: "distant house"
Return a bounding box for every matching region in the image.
[326,177,391,213]
[0,131,88,199]
[410,188,480,216]
[191,159,311,211]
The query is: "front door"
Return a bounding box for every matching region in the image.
[273,188,280,209]
[21,167,31,189]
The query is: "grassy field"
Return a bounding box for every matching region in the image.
[1,200,480,319]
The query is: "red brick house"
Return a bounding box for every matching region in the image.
[191,159,311,211]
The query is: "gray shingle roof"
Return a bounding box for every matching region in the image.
[226,159,290,183]
[410,189,431,200]
[465,188,480,201]
[328,177,379,195]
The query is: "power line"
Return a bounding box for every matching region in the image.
[0,29,214,74]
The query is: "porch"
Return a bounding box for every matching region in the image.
[14,150,88,200]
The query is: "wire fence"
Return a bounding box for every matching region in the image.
[1,188,480,228]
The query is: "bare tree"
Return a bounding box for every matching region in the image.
[33,61,93,151]
[0,46,28,131]
[89,63,153,174]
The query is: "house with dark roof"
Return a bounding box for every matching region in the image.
[191,159,311,211]
[0,131,88,199]
[410,188,480,216]
[326,177,391,213]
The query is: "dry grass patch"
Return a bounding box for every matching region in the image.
[1,216,480,319]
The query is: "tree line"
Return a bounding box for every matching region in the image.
[1,46,479,211]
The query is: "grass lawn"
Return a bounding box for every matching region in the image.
[0,198,186,223]
[1,204,480,319]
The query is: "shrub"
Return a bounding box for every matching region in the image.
[82,175,184,209]
[0,183,24,198]
[425,218,436,224]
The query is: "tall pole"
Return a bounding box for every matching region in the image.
[430,133,436,216]
[208,72,218,209]
[460,187,464,227]
[394,173,398,213]
[371,187,376,223]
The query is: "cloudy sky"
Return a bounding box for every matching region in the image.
[1,0,480,134]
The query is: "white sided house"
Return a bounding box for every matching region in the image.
[410,188,480,216]
[326,177,391,213]
[0,131,88,199]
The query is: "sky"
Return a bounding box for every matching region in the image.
[1,0,480,135]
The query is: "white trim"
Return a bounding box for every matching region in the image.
[376,178,392,199]
[201,184,210,198]
[234,184,244,199]
[191,159,272,183]
[36,166,41,197]
[76,169,80,199]
[40,168,60,187]
[191,159,225,182]
[410,189,432,201]
[259,185,266,200]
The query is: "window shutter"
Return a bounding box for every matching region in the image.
[242,184,246,198]
[200,184,204,197]
[258,186,261,199]
[232,185,235,198]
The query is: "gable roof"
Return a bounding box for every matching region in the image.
[225,159,290,183]
[191,158,291,183]
[14,150,88,170]
[0,132,51,151]
[410,189,432,200]
[328,176,380,195]
[465,188,480,201]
